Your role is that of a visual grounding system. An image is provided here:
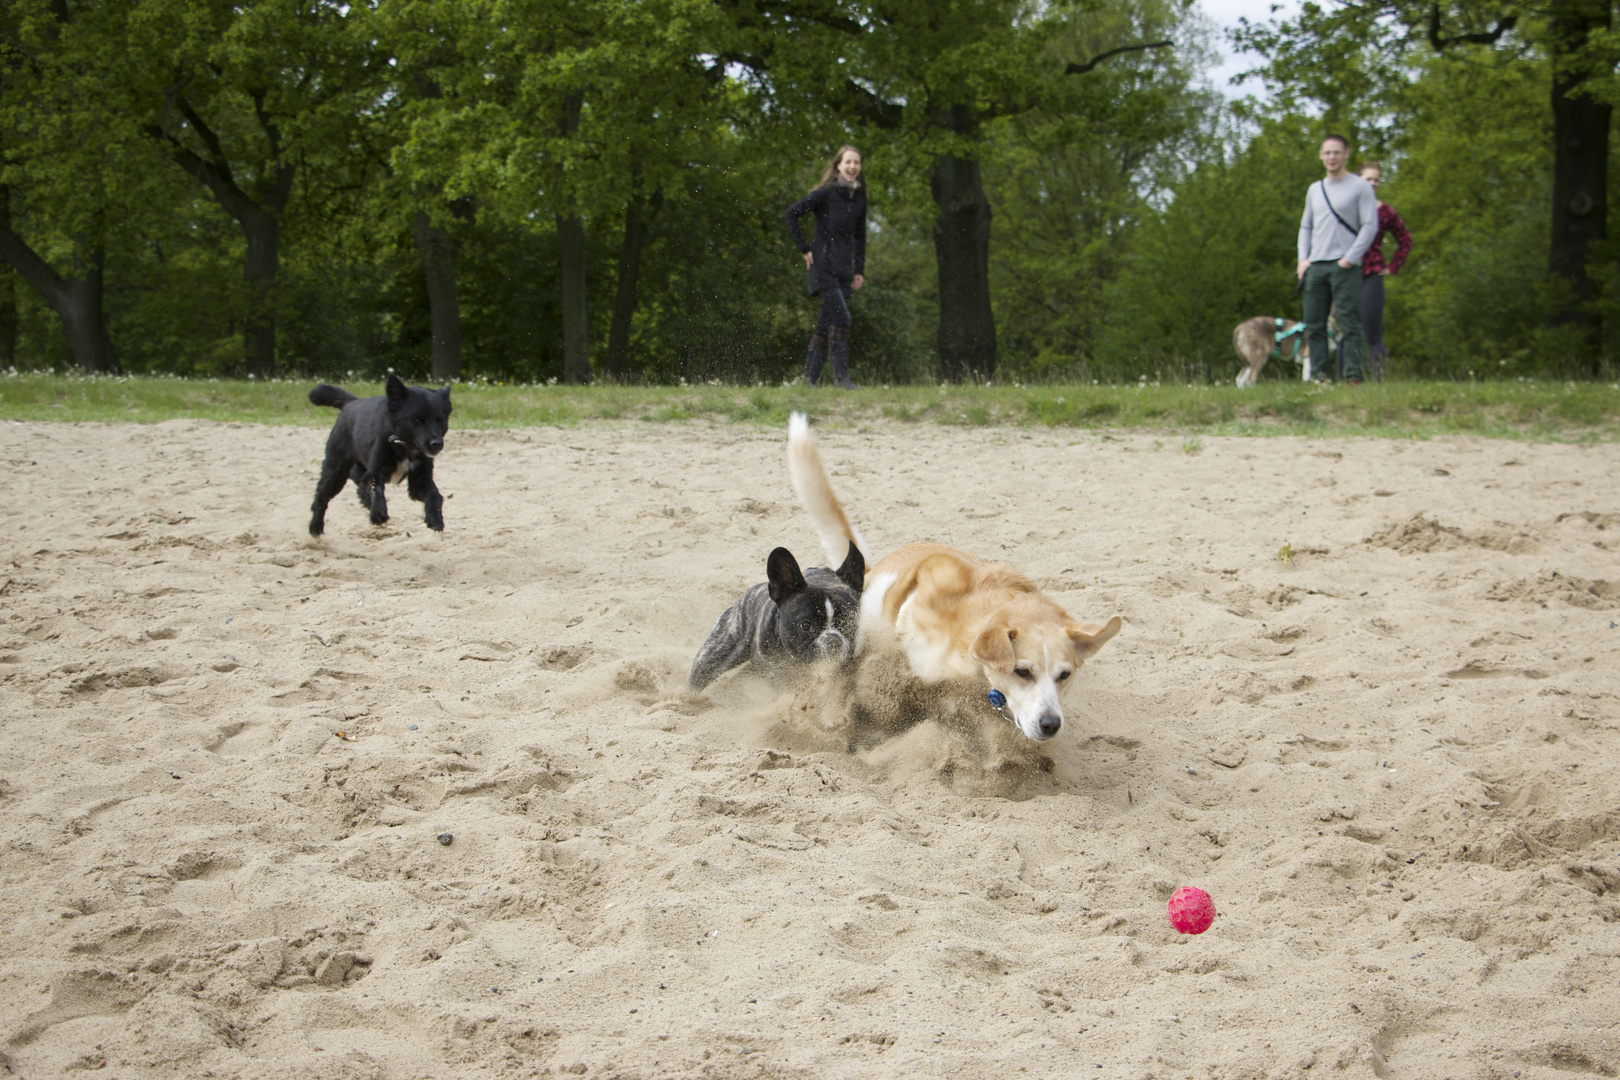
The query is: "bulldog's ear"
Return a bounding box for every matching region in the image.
[766,547,807,604]
[386,373,408,404]
[970,624,1016,674]
[835,541,864,594]
[1068,615,1122,657]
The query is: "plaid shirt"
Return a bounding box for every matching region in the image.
[1361,202,1412,277]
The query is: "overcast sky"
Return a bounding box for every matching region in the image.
[1198,0,1300,99]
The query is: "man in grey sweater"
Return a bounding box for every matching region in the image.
[1297,135,1379,383]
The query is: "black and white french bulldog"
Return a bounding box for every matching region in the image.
[307,374,451,537]
[688,543,864,691]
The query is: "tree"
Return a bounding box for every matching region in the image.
[0,205,119,372]
[135,0,384,377]
[603,165,662,381]
[379,0,600,383]
[391,0,768,384]
[1353,50,1563,376]
[1099,115,1326,379]
[0,186,15,365]
[0,0,131,372]
[1235,0,1615,374]
[984,0,1219,377]
[370,0,484,382]
[745,0,1173,382]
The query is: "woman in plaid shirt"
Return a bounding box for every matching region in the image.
[1350,161,1412,379]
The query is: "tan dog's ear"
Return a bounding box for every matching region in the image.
[970,625,1016,674]
[1068,615,1122,657]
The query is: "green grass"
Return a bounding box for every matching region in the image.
[3,372,1620,440]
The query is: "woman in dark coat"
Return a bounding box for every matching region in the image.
[784,145,866,388]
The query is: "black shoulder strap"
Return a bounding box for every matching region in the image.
[1319,180,1360,238]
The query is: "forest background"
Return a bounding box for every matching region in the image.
[1,0,1614,387]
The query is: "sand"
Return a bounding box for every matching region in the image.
[0,416,1617,1080]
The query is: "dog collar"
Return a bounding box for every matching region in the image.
[986,689,1015,725]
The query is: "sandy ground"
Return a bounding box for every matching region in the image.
[0,416,1618,1080]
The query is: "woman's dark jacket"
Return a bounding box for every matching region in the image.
[784,182,866,296]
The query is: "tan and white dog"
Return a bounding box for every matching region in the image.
[787,413,1121,742]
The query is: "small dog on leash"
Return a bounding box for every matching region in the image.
[688,544,865,691]
[307,374,452,536]
[1233,314,1342,388]
[786,414,1120,742]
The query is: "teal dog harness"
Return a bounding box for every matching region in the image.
[1271,318,1340,366]
[1271,319,1306,362]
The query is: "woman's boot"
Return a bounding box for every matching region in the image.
[804,334,827,386]
[828,326,855,389]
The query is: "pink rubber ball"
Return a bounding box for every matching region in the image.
[1168,886,1215,934]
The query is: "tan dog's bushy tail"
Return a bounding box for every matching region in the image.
[788,412,868,565]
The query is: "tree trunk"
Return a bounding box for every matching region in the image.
[160,101,294,378]
[163,149,292,377]
[61,242,119,374]
[0,187,16,366]
[558,212,590,384]
[412,209,463,382]
[605,188,660,381]
[1547,0,1611,373]
[240,199,281,379]
[557,92,589,385]
[0,222,119,373]
[929,150,997,382]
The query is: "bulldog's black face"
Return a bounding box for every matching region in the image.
[768,543,864,665]
[688,542,866,692]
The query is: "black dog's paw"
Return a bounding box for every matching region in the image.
[425,513,444,532]
[369,510,389,526]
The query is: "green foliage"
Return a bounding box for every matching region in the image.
[1089,45,1610,383]
[1378,51,1576,378]
[1229,0,1616,380]
[981,0,1221,381]
[2,0,1611,385]
[1097,114,1322,383]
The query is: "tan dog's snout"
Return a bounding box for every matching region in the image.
[1032,707,1063,740]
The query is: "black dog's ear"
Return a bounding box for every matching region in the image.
[440,385,453,412]
[386,373,408,405]
[835,541,864,594]
[766,547,807,604]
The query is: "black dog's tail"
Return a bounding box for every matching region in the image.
[308,384,358,410]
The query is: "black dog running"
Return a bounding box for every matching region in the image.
[307,374,452,536]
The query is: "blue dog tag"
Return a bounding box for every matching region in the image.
[987,689,1007,709]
